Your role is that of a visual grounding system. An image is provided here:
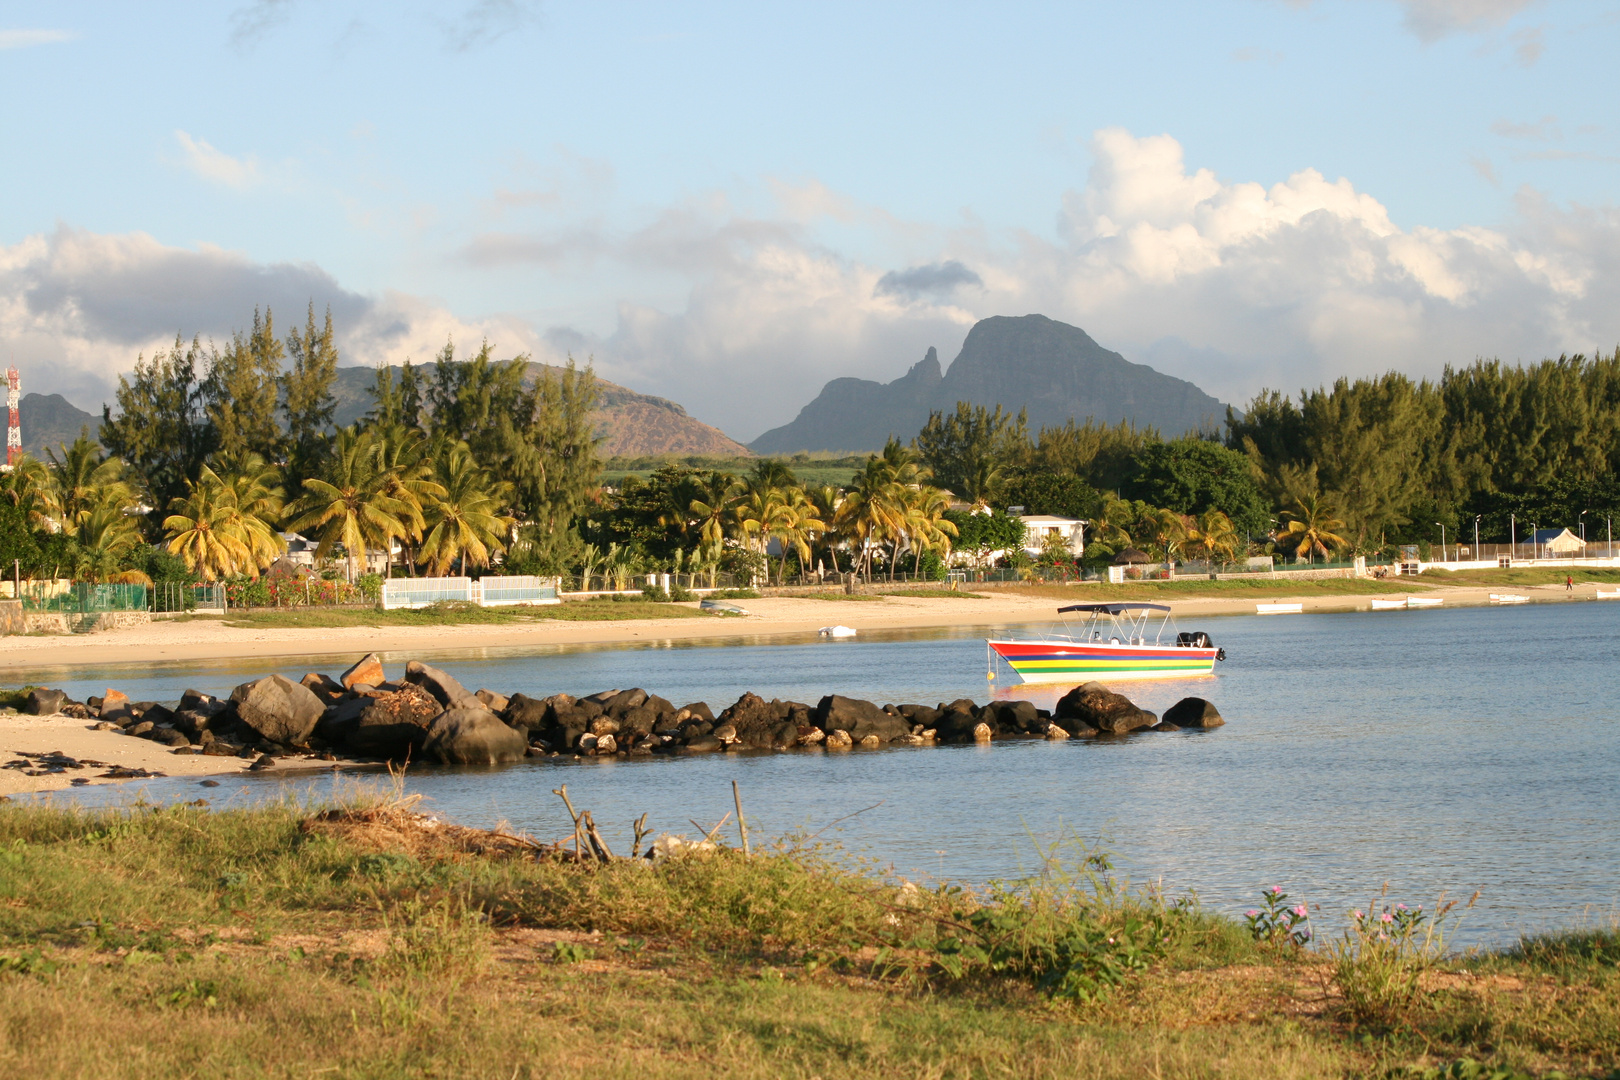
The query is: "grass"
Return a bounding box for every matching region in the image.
[0,795,1613,1079]
[993,578,1424,602]
[1420,567,1620,588]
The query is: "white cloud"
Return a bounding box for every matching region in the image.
[6,129,1620,444]
[1393,0,1538,42]
[174,131,262,189]
[0,28,75,49]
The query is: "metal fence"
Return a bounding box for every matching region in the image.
[20,582,148,614]
[476,576,561,606]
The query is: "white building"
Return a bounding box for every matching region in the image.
[1018,515,1087,558]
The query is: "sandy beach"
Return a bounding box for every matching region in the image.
[0,580,1598,675]
[0,713,259,796]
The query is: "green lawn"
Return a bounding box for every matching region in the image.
[1420,567,1620,588]
[992,578,1424,602]
[223,598,723,629]
[0,797,1611,1079]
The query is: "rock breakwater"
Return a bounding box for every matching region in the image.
[20,654,1224,768]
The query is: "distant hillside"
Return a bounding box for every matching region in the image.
[750,314,1229,454]
[326,364,751,458]
[19,393,100,456]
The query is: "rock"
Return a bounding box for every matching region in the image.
[891,733,926,746]
[314,697,368,746]
[474,689,509,713]
[934,706,985,743]
[200,779,220,787]
[995,700,1044,735]
[1163,697,1225,729]
[898,704,943,729]
[971,722,993,743]
[172,709,217,741]
[1045,723,1070,739]
[577,733,598,753]
[102,689,129,709]
[60,703,91,719]
[1151,721,1179,732]
[23,688,68,715]
[711,722,738,743]
[230,675,327,745]
[140,703,176,728]
[618,704,658,737]
[858,734,881,748]
[824,728,853,749]
[604,688,649,717]
[92,721,117,731]
[171,746,195,755]
[403,660,479,709]
[202,741,241,757]
[716,693,814,749]
[348,685,443,758]
[422,707,528,765]
[589,716,621,736]
[594,733,618,755]
[127,720,154,737]
[180,689,225,715]
[300,673,348,706]
[151,727,190,747]
[679,701,715,723]
[340,653,386,691]
[502,693,551,732]
[680,735,723,753]
[799,726,826,745]
[814,695,910,744]
[248,754,277,771]
[1053,684,1157,735]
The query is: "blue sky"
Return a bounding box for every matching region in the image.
[3,1,1618,440]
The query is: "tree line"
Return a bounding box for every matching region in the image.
[0,305,598,587]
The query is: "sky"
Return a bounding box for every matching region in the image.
[2,0,1619,442]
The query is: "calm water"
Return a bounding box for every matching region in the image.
[15,601,1620,945]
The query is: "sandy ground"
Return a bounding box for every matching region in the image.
[0,580,1601,676]
[0,713,259,797]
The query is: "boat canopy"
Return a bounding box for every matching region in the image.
[1058,603,1172,615]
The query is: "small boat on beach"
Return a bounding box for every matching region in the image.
[986,603,1224,684]
[1404,596,1444,608]
[1595,589,1620,599]
[818,625,858,638]
[1369,598,1406,611]
[1489,593,1529,605]
[1256,602,1304,615]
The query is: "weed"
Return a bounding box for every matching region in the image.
[380,895,490,980]
[160,978,220,1009]
[0,949,56,976]
[551,941,595,964]
[1327,886,1477,1029]
[1245,885,1312,949]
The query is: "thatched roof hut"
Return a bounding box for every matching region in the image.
[1112,548,1154,565]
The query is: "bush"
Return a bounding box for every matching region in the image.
[640,584,671,602]
[915,549,947,581]
[355,573,384,602]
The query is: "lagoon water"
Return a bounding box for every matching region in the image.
[18,600,1620,945]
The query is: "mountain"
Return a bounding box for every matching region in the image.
[19,393,100,456]
[329,365,749,458]
[749,314,1229,454]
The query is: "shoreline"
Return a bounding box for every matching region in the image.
[0,580,1602,674]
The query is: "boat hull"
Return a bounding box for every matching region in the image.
[988,639,1218,683]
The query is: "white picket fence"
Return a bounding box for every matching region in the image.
[380,575,560,610]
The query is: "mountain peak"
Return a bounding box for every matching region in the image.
[748,314,1227,453]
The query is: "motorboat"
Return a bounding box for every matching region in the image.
[818,625,858,638]
[1256,602,1304,614]
[1369,598,1406,611]
[986,603,1223,685]
[1488,593,1529,605]
[1404,596,1444,608]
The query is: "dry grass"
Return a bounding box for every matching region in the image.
[0,797,1613,1079]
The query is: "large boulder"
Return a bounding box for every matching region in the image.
[22,688,68,716]
[503,693,551,733]
[348,684,444,758]
[229,675,326,745]
[300,673,348,706]
[814,695,909,744]
[340,653,387,691]
[1163,697,1224,729]
[403,660,478,709]
[422,707,528,765]
[718,693,818,749]
[1054,684,1157,735]
[315,697,368,746]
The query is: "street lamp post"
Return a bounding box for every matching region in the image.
[1581,510,1589,561]
[1435,522,1446,563]
[1533,522,1539,560]
[1473,515,1481,562]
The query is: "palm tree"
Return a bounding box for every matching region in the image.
[576,543,604,591]
[214,451,287,574]
[805,484,845,575]
[165,467,253,580]
[1281,493,1348,564]
[47,435,133,533]
[284,428,410,582]
[369,424,445,575]
[688,471,742,545]
[418,442,515,576]
[0,453,55,529]
[1187,509,1239,565]
[904,486,959,576]
[766,488,827,584]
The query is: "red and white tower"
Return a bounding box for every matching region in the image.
[5,368,18,467]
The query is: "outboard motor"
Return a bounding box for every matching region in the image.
[1177,630,1226,662]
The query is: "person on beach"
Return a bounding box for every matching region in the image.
[1566,574,1573,591]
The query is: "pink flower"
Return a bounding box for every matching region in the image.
[1380,912,1394,924]
[1352,910,1363,920]
[1293,905,1308,918]
[1246,910,1259,918]
[1271,886,1284,895]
